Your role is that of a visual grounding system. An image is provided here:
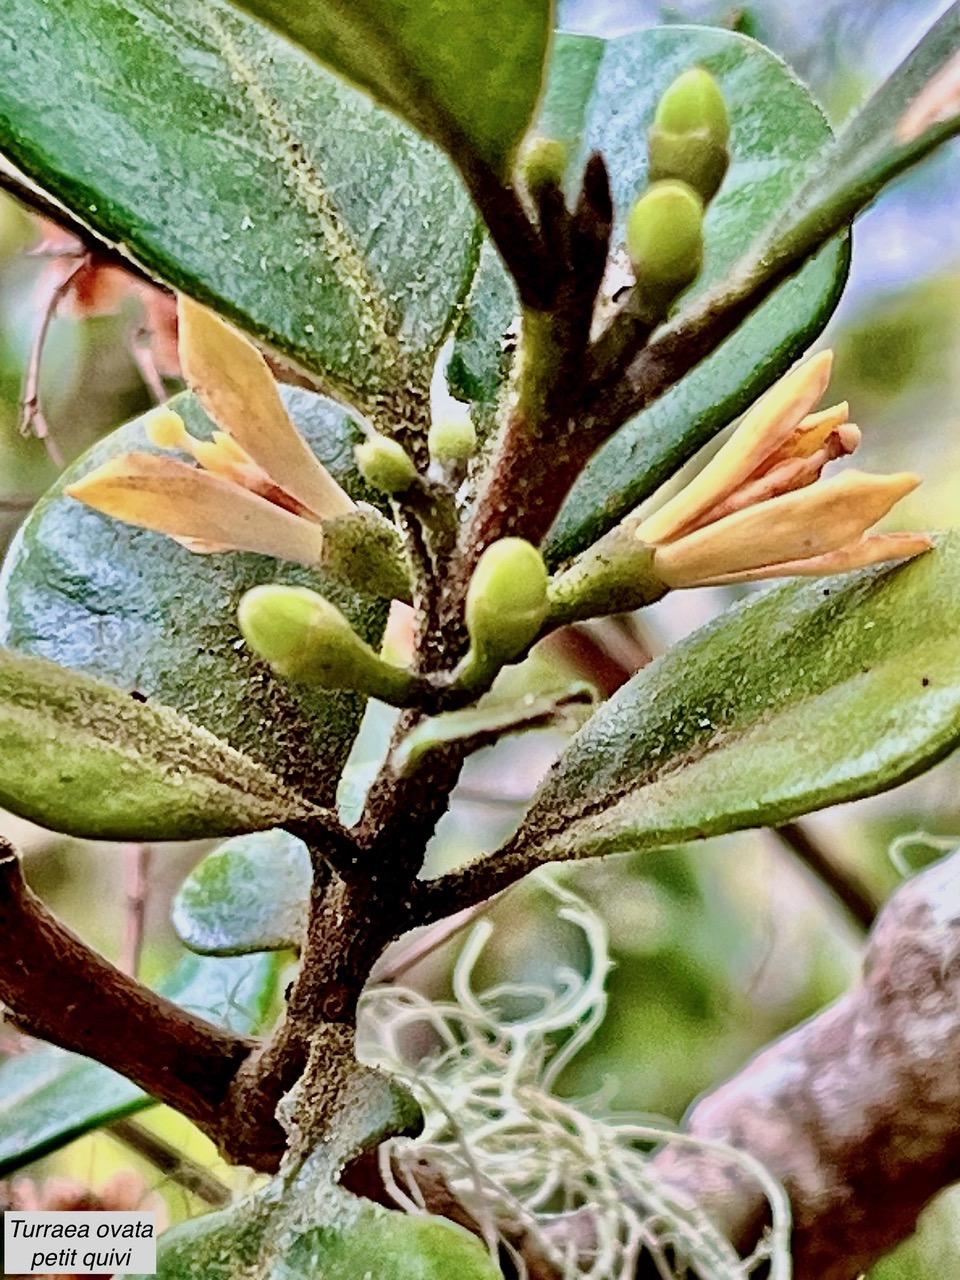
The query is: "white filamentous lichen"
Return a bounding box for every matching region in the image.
[357,878,792,1280]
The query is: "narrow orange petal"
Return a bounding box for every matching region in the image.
[178,297,354,520]
[636,350,834,544]
[65,452,327,565]
[686,532,933,586]
[651,470,920,588]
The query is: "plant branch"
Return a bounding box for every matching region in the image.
[640,848,960,1280]
[0,841,262,1165]
[19,252,86,469]
[457,154,612,573]
[773,821,877,931]
[456,158,556,312]
[357,851,960,1280]
[106,1118,232,1208]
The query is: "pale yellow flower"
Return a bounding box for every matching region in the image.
[66,297,354,564]
[636,350,932,588]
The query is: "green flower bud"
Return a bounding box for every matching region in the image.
[428,416,478,469]
[648,67,730,202]
[653,68,729,143]
[462,538,548,684]
[238,584,416,704]
[625,180,704,313]
[354,434,418,495]
[518,135,569,197]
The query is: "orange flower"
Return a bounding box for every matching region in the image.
[66,298,353,563]
[636,351,931,588]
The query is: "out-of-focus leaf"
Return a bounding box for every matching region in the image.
[511,534,960,866]
[0,647,315,840]
[0,0,478,402]
[0,953,279,1175]
[230,0,552,179]
[447,25,847,564]
[869,1187,960,1279]
[0,388,387,806]
[173,829,311,956]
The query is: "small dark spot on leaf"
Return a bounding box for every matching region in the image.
[129,690,147,702]
[922,677,930,687]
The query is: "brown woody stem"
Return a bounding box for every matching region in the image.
[0,841,262,1165]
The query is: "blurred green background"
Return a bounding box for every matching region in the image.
[0,1,958,1274]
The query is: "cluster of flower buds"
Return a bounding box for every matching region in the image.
[625,66,731,319]
[64,260,928,710]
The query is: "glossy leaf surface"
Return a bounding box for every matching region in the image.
[0,953,278,1175]
[514,535,960,864]
[0,388,387,806]
[0,0,478,401]
[173,829,311,956]
[231,0,552,177]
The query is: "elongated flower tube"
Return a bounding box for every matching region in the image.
[548,350,930,625]
[636,351,931,588]
[66,297,354,565]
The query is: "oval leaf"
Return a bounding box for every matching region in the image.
[0,0,478,400]
[0,647,315,840]
[0,387,387,806]
[0,952,279,1176]
[513,534,960,865]
[230,0,552,180]
[173,829,311,956]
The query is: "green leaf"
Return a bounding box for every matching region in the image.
[137,1041,496,1280]
[0,388,387,806]
[394,682,595,772]
[0,0,478,402]
[512,534,960,865]
[229,0,552,179]
[152,1199,501,1280]
[0,953,278,1176]
[173,829,311,956]
[0,647,316,840]
[447,25,848,563]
